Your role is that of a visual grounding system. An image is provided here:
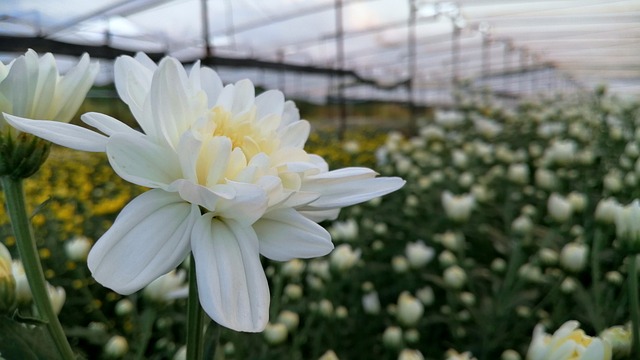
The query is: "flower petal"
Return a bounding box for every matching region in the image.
[215,181,268,225]
[3,113,108,152]
[81,112,140,137]
[106,132,182,188]
[87,189,199,294]
[301,167,405,208]
[255,208,333,261]
[191,215,269,332]
[255,89,284,121]
[53,53,99,122]
[114,55,154,133]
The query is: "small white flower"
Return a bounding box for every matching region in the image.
[547,193,573,223]
[382,326,403,349]
[64,236,92,262]
[559,242,588,273]
[330,244,361,272]
[443,265,467,289]
[362,291,381,315]
[595,198,620,224]
[143,269,188,303]
[263,322,288,345]
[614,199,640,253]
[398,349,424,360]
[396,292,424,327]
[442,191,475,222]
[405,241,435,268]
[104,335,129,358]
[526,321,612,360]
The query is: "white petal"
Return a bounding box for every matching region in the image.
[151,58,194,147]
[279,120,310,148]
[299,208,341,223]
[106,132,181,188]
[216,181,268,225]
[81,112,139,137]
[53,53,99,122]
[232,79,255,115]
[255,208,333,261]
[281,100,300,127]
[88,189,199,294]
[302,167,405,208]
[3,114,108,152]
[31,52,57,119]
[168,179,222,211]
[191,215,269,332]
[197,66,223,108]
[114,55,156,137]
[255,90,284,121]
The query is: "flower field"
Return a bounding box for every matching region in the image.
[2,88,640,359]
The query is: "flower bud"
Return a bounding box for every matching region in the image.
[547,193,573,223]
[263,322,288,345]
[283,284,303,300]
[405,241,434,269]
[416,286,434,306]
[362,291,381,315]
[382,326,403,349]
[143,269,187,304]
[277,310,300,331]
[442,191,475,222]
[396,292,424,327]
[398,349,424,360]
[104,335,129,358]
[64,236,92,262]
[115,298,134,317]
[595,198,620,224]
[443,266,467,289]
[511,215,533,235]
[11,260,31,304]
[600,325,631,358]
[281,259,306,279]
[318,350,340,360]
[330,244,361,272]
[0,243,16,314]
[501,350,521,360]
[559,242,588,272]
[614,199,640,253]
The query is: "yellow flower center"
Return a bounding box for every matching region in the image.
[210,106,279,159]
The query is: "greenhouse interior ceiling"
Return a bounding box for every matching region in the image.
[1,0,639,105]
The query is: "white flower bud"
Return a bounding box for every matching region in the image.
[11,260,31,304]
[501,350,521,360]
[318,350,340,360]
[382,326,403,349]
[330,244,361,272]
[600,325,631,358]
[143,269,187,303]
[560,277,578,294]
[115,298,134,316]
[281,259,306,279]
[511,215,533,235]
[277,310,300,331]
[443,266,467,289]
[416,286,434,306]
[362,291,381,315]
[263,322,288,345]
[392,256,410,273]
[104,335,129,358]
[396,292,424,327]
[398,349,424,360]
[560,242,588,272]
[614,199,640,253]
[328,219,359,242]
[538,248,558,266]
[404,329,420,344]
[439,250,457,267]
[547,193,573,223]
[605,271,623,285]
[284,284,303,300]
[64,235,92,262]
[507,163,529,184]
[535,169,558,190]
[442,191,475,222]
[567,192,587,213]
[595,198,620,224]
[491,258,507,273]
[405,241,435,268]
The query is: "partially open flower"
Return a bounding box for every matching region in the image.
[614,199,640,254]
[526,320,612,360]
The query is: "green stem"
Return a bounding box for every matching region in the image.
[590,228,604,331]
[1,176,75,360]
[186,254,204,360]
[628,254,640,358]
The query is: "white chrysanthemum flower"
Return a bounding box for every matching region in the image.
[526,321,612,360]
[5,53,404,332]
[0,49,98,131]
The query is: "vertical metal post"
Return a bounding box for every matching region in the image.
[407,0,417,134]
[452,25,460,88]
[335,0,347,140]
[502,42,510,93]
[481,35,490,80]
[201,0,212,58]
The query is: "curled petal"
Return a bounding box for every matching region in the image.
[301,167,405,208]
[191,215,269,332]
[255,208,333,261]
[88,189,199,294]
[4,114,108,152]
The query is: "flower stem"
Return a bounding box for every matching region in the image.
[628,254,640,358]
[186,253,204,360]
[0,176,75,360]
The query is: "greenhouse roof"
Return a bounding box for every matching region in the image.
[1,0,639,104]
